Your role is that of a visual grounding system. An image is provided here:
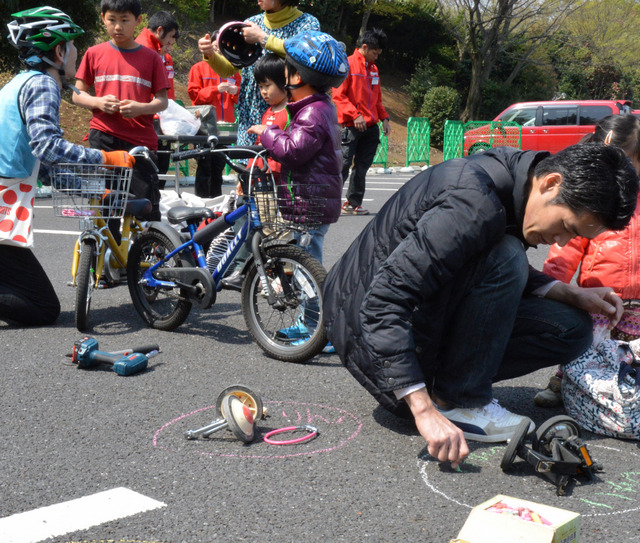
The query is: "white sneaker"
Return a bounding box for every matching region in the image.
[437,399,534,443]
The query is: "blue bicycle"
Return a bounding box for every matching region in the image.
[126,140,328,362]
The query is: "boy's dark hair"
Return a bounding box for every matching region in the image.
[254,53,286,91]
[100,0,142,17]
[148,11,179,39]
[581,114,640,166]
[357,27,387,50]
[285,59,331,94]
[534,142,639,231]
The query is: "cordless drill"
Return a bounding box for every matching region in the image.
[71,337,158,376]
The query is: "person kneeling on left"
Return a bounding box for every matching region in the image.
[0,7,134,326]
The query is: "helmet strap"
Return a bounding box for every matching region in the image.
[41,45,80,94]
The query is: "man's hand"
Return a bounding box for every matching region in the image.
[382,118,391,136]
[404,388,469,468]
[353,115,367,132]
[199,33,215,57]
[547,282,623,328]
[101,150,135,169]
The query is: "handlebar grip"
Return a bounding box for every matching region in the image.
[111,344,160,356]
[171,148,212,162]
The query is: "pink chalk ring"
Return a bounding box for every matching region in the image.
[263,425,318,445]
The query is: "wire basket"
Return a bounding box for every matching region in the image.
[50,163,133,220]
[253,180,325,235]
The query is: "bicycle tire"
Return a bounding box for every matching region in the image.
[241,244,327,362]
[75,239,97,332]
[126,230,193,331]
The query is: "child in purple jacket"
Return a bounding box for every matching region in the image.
[248,31,349,264]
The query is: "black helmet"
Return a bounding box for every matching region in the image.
[217,21,261,68]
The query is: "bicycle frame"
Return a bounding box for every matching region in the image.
[70,200,144,286]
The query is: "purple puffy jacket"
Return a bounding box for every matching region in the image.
[259,93,342,225]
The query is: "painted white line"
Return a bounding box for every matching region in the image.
[34,229,79,236]
[0,487,166,543]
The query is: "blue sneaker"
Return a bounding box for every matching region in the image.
[322,342,335,354]
[277,318,309,340]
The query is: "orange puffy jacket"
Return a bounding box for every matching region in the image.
[543,193,640,300]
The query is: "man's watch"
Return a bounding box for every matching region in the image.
[261,34,270,48]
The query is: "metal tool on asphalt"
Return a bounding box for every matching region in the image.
[501,415,603,496]
[185,395,257,442]
[69,336,159,376]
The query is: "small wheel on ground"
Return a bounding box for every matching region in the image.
[534,415,581,456]
[500,418,533,472]
[215,385,264,421]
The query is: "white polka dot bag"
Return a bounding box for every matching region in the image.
[562,337,640,440]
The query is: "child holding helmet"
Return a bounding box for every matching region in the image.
[247,30,348,264]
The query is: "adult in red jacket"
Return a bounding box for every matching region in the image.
[187,60,241,197]
[538,114,640,407]
[333,28,390,215]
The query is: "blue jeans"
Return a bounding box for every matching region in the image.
[295,223,330,328]
[424,235,592,408]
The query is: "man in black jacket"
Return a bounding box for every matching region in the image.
[323,144,638,468]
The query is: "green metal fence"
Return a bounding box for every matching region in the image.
[405,117,431,167]
[372,121,388,168]
[442,120,522,161]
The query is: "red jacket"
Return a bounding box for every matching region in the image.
[332,48,388,128]
[543,193,640,300]
[135,28,175,99]
[188,61,240,124]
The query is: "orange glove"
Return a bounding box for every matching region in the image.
[101,150,135,168]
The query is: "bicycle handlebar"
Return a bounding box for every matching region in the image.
[130,146,159,173]
[171,145,266,163]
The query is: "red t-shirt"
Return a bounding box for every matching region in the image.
[135,28,175,99]
[258,106,289,176]
[76,41,169,150]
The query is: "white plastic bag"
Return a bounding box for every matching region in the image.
[158,99,201,136]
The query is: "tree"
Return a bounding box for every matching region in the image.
[435,0,583,121]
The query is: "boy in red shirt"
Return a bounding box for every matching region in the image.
[73,0,169,221]
[333,28,390,216]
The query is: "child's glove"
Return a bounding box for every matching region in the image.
[101,150,135,168]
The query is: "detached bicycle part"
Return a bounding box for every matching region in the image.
[215,384,264,421]
[501,415,602,496]
[185,395,256,442]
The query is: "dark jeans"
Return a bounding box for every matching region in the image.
[0,245,60,325]
[89,129,161,221]
[195,152,225,198]
[341,124,380,207]
[420,235,592,408]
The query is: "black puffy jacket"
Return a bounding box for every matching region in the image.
[323,147,553,416]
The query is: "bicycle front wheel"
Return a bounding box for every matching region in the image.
[75,239,97,332]
[126,230,193,331]
[242,244,327,362]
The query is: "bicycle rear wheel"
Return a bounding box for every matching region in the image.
[241,244,327,362]
[126,230,193,330]
[75,239,97,332]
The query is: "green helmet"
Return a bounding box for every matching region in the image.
[7,6,84,59]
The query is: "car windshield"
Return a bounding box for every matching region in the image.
[498,107,537,126]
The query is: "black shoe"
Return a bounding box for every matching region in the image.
[221,271,244,291]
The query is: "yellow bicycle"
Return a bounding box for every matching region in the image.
[50,148,153,331]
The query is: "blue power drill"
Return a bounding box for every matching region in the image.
[71,336,158,376]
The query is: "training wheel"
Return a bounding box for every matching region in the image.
[500,418,533,472]
[215,384,263,421]
[534,415,581,456]
[222,394,256,443]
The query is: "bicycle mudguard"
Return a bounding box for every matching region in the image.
[145,221,185,250]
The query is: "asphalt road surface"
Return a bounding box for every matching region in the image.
[1,169,640,543]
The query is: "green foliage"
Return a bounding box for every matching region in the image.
[405,57,433,116]
[167,0,209,22]
[420,86,460,147]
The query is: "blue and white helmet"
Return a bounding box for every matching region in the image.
[284,31,349,91]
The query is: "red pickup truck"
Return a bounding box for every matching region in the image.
[464,100,635,155]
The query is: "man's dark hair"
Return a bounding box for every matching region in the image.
[534,142,639,231]
[254,53,286,90]
[148,11,179,39]
[100,0,142,17]
[357,28,387,50]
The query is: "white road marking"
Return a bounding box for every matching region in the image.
[0,487,166,543]
[34,229,79,236]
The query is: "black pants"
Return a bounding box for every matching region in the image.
[89,129,161,221]
[0,245,60,325]
[195,153,226,198]
[341,124,380,207]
